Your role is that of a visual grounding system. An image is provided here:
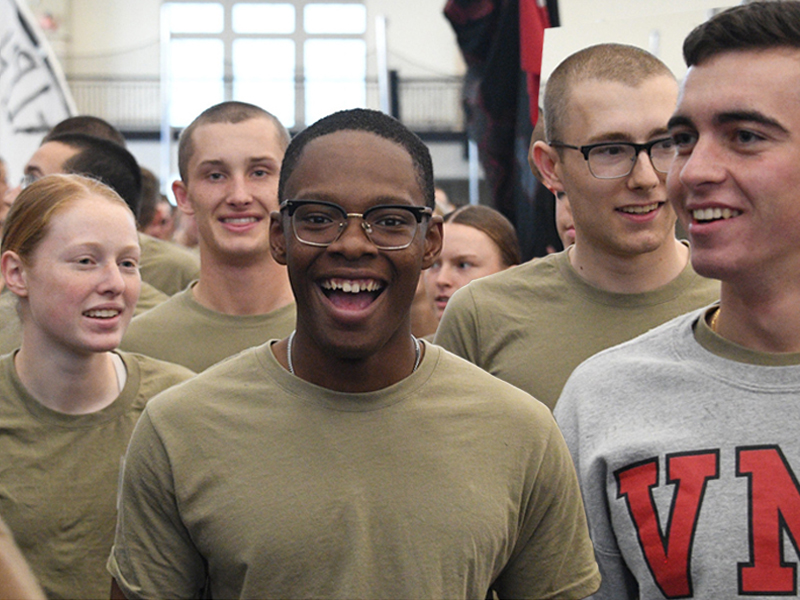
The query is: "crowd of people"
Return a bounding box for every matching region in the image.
[1,2,799,598]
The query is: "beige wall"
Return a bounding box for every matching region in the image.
[32,0,464,78]
[544,1,738,85]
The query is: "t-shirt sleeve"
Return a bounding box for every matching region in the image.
[492,418,601,599]
[108,407,206,599]
[433,285,481,364]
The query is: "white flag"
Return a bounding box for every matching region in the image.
[0,0,75,183]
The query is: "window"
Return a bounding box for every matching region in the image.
[163,1,367,129]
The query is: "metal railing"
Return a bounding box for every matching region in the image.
[66,75,465,134]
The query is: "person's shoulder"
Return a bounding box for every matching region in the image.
[475,253,558,291]
[127,287,193,327]
[135,281,169,314]
[117,352,196,413]
[120,351,196,385]
[444,254,562,315]
[564,307,702,387]
[428,343,553,418]
[138,233,201,284]
[139,233,199,264]
[145,344,266,405]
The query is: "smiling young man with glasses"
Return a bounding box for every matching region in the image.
[108,108,600,600]
[435,43,720,410]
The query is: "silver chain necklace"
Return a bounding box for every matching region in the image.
[286,330,421,376]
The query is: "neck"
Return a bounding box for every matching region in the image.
[15,343,120,414]
[569,238,689,294]
[277,325,421,393]
[194,253,294,315]
[715,281,800,353]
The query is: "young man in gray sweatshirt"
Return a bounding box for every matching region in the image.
[555,2,800,597]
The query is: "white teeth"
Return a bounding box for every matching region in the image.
[223,217,257,224]
[85,309,119,318]
[620,203,659,214]
[321,279,382,293]
[692,207,741,222]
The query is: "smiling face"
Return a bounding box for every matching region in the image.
[667,48,800,288]
[271,129,442,364]
[545,75,679,260]
[424,222,507,320]
[173,117,284,266]
[6,194,141,356]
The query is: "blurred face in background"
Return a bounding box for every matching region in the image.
[424,222,509,320]
[143,199,175,240]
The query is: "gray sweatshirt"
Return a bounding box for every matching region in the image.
[555,306,800,599]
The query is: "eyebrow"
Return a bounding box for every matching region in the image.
[717,110,788,133]
[668,110,788,134]
[667,115,693,130]
[585,127,670,144]
[196,156,281,169]
[249,156,280,165]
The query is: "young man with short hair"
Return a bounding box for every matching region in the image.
[108,108,600,600]
[555,2,800,597]
[435,43,719,410]
[120,101,296,372]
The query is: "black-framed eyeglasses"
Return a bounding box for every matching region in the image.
[549,138,676,179]
[280,199,433,250]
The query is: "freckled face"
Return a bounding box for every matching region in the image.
[14,195,141,355]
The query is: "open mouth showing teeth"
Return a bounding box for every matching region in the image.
[321,278,384,310]
[692,207,741,222]
[84,309,120,319]
[619,202,661,215]
[222,217,259,224]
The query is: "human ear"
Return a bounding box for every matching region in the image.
[532,141,566,194]
[269,211,288,266]
[172,180,194,216]
[421,214,443,270]
[1,251,28,298]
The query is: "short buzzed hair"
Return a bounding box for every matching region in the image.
[684,1,800,67]
[543,43,675,143]
[177,101,290,182]
[278,108,435,209]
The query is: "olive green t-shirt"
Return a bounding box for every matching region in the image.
[121,284,296,372]
[435,247,720,410]
[109,342,600,599]
[0,351,194,600]
[138,233,199,296]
